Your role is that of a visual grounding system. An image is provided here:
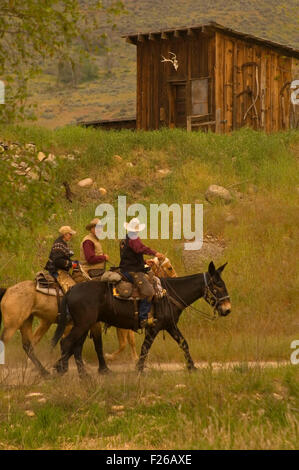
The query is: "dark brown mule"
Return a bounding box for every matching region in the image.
[52,262,231,377]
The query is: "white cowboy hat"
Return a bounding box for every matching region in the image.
[124,217,145,233]
[59,225,76,235]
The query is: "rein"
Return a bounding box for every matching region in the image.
[163,274,218,322]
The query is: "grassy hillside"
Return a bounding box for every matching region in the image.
[26,0,299,128]
[0,125,298,365]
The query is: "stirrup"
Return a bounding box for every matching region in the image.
[139,317,157,329]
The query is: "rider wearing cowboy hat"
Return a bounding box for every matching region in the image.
[45,225,77,293]
[119,217,164,328]
[79,218,109,279]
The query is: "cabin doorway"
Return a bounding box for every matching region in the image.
[168,82,187,128]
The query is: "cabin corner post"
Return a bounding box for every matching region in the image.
[215,32,224,133]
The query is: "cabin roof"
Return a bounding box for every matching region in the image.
[123,21,299,59]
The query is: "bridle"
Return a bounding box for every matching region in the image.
[203,272,230,314]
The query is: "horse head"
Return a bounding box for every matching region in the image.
[204,261,231,317]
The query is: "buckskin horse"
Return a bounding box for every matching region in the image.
[52,262,231,377]
[0,281,104,377]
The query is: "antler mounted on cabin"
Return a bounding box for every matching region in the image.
[161,52,179,71]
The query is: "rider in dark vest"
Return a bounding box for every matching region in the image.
[119,218,164,328]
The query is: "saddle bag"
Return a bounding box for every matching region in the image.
[115,281,133,298]
[88,268,105,278]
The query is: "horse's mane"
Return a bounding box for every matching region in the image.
[161,272,203,285]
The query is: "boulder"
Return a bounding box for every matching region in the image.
[78,178,93,188]
[205,185,233,204]
[37,151,47,162]
[99,187,107,196]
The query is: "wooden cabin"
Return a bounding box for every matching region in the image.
[124,21,299,133]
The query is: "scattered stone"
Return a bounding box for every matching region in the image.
[38,398,47,404]
[205,185,233,204]
[37,151,47,162]
[175,384,186,389]
[78,178,93,188]
[25,143,36,153]
[9,143,20,151]
[157,168,171,176]
[273,393,284,401]
[99,187,107,196]
[27,169,39,180]
[25,392,44,398]
[113,155,123,161]
[25,410,35,417]
[126,162,134,168]
[111,405,125,412]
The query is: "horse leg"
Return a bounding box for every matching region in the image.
[20,316,50,376]
[54,325,89,376]
[105,328,127,361]
[127,330,138,362]
[90,323,110,374]
[166,326,196,371]
[73,332,90,379]
[32,319,52,346]
[136,327,159,373]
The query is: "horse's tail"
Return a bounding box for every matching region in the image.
[51,294,69,348]
[0,288,7,329]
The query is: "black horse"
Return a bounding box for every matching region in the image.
[52,261,231,377]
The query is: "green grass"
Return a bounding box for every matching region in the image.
[0,366,298,449]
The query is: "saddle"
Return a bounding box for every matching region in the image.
[35,271,63,297]
[100,269,165,301]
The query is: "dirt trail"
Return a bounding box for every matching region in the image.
[0,361,290,386]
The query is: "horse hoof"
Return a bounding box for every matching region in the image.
[53,363,67,376]
[98,367,111,375]
[40,369,51,378]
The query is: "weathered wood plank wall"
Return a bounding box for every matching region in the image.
[215,31,293,133]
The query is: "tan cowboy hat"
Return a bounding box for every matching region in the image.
[59,225,76,236]
[85,218,103,231]
[124,217,145,233]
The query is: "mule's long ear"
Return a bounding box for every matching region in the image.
[217,262,228,274]
[208,261,216,276]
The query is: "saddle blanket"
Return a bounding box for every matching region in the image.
[35,271,63,297]
[36,284,63,297]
